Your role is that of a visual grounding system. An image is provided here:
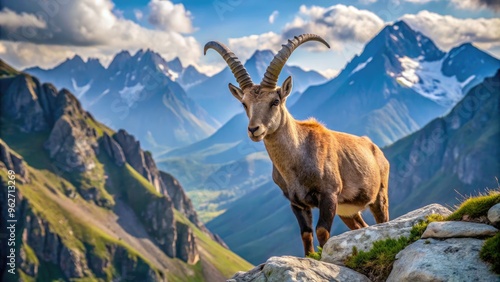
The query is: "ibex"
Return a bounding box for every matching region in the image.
[205,34,390,256]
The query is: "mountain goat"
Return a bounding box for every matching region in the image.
[205,34,390,256]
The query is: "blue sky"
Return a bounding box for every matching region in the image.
[0,0,498,77]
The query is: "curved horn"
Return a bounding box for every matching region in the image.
[204,41,253,90]
[261,34,330,89]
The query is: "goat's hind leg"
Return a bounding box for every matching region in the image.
[369,182,389,223]
[291,204,314,256]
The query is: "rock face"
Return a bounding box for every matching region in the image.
[0,74,49,132]
[229,256,370,282]
[100,133,126,166]
[161,171,201,227]
[321,204,452,265]
[387,238,499,282]
[175,222,199,265]
[44,114,98,172]
[422,221,498,239]
[114,129,163,193]
[488,203,500,226]
[0,139,29,181]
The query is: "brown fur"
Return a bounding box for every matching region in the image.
[228,76,390,256]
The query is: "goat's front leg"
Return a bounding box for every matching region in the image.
[291,204,314,256]
[316,193,338,247]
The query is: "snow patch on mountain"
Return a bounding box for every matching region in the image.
[352,57,373,75]
[119,83,144,106]
[71,78,92,98]
[395,56,470,106]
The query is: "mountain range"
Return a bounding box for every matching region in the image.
[207,69,500,265]
[25,50,217,153]
[0,60,251,281]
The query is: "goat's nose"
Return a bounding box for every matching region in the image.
[248,126,260,135]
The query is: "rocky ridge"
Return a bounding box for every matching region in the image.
[231,204,500,282]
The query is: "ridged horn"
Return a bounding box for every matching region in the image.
[204,41,253,90]
[261,34,330,89]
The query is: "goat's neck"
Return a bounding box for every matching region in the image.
[263,109,300,163]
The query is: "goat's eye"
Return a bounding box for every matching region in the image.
[242,103,247,109]
[272,99,280,107]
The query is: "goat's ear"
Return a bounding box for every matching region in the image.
[281,76,293,98]
[228,83,244,101]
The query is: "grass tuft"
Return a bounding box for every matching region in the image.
[480,233,500,274]
[306,246,322,260]
[345,236,410,282]
[447,190,500,221]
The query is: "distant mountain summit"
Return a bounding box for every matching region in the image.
[188,49,327,123]
[291,20,500,146]
[25,50,216,152]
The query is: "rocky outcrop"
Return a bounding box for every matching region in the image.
[488,203,500,226]
[321,204,452,265]
[422,221,498,239]
[229,256,370,282]
[161,171,201,227]
[0,74,49,132]
[44,115,98,172]
[142,196,177,258]
[387,238,498,282]
[100,133,126,166]
[113,129,163,193]
[175,222,199,265]
[0,139,29,181]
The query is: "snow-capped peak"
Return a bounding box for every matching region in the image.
[395,56,473,106]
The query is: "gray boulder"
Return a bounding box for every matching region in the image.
[488,203,500,226]
[422,221,498,239]
[321,204,452,265]
[229,256,370,282]
[387,238,500,282]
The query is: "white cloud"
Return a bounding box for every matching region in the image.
[450,0,500,11]
[147,0,193,33]
[401,10,500,50]
[0,0,201,70]
[228,4,384,62]
[134,9,143,21]
[228,32,282,62]
[282,5,384,51]
[0,8,46,29]
[269,10,279,24]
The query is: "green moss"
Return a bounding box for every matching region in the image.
[480,233,500,274]
[345,237,410,282]
[306,246,322,260]
[447,190,500,221]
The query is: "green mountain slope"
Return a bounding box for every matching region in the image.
[0,61,251,281]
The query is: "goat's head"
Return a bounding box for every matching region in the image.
[204,34,330,142]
